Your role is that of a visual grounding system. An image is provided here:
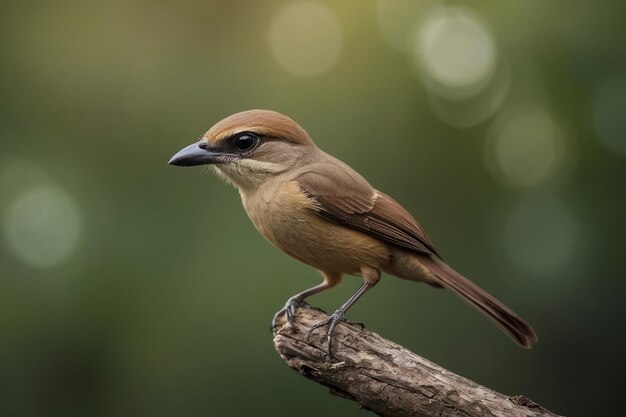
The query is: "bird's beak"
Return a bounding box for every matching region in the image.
[168,143,223,166]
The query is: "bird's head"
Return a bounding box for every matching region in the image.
[169,109,318,190]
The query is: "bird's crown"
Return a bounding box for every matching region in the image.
[204,109,314,146]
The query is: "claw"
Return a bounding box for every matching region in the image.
[305,317,332,342]
[270,308,287,331]
[271,296,308,331]
[306,309,346,360]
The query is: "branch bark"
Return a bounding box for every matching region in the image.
[272,307,562,417]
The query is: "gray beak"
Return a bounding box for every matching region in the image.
[168,143,223,166]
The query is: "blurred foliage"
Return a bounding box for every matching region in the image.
[1,1,625,416]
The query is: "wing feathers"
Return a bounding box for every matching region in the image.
[295,162,439,257]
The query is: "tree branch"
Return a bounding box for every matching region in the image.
[272,307,562,417]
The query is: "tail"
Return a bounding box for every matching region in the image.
[419,255,538,349]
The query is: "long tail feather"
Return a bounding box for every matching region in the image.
[419,255,538,349]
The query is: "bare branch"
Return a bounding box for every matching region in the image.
[273,307,562,417]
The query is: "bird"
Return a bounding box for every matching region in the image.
[168,109,537,357]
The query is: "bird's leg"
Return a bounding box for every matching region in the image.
[271,281,333,330]
[306,281,372,360]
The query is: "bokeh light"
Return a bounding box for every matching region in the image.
[484,106,568,188]
[0,2,624,416]
[504,195,581,275]
[268,2,342,77]
[3,185,82,268]
[412,6,496,98]
[427,64,510,128]
[592,75,626,156]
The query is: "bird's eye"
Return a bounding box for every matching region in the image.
[233,133,259,152]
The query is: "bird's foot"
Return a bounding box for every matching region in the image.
[305,309,347,361]
[270,296,310,331]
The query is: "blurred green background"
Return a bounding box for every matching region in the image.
[1,1,625,416]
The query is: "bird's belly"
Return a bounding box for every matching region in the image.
[272,214,390,274]
[244,182,390,274]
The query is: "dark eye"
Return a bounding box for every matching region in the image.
[233,132,259,152]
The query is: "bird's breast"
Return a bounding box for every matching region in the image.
[241,180,390,274]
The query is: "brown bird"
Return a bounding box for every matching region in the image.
[169,109,537,356]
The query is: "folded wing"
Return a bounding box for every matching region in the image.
[294,160,440,258]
